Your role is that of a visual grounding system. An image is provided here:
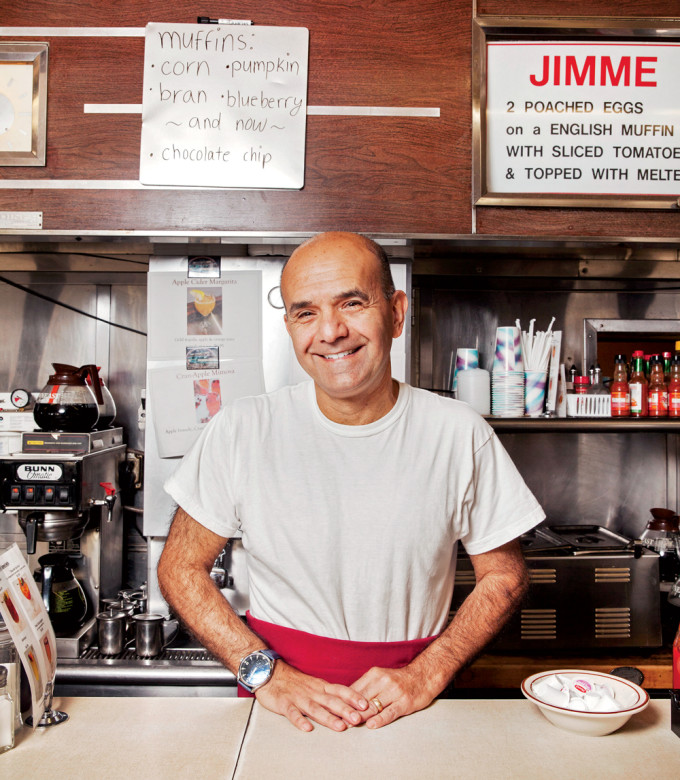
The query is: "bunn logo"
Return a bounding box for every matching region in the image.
[17,464,63,481]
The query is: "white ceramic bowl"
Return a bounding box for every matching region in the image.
[521,669,649,736]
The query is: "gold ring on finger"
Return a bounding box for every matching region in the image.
[370,697,384,713]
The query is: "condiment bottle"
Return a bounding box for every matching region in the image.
[674,621,680,690]
[648,355,669,417]
[610,354,630,417]
[670,356,680,418]
[587,365,604,394]
[0,665,14,753]
[664,352,673,383]
[573,376,590,395]
[629,352,648,418]
[568,364,577,392]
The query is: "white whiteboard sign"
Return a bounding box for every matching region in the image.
[140,23,309,189]
[485,41,680,198]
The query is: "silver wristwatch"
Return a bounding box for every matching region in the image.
[237,649,281,693]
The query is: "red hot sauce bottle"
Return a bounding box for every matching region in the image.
[610,354,630,417]
[629,352,648,418]
[648,355,669,417]
[669,355,680,418]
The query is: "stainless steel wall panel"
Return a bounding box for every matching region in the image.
[416,285,680,389]
[109,284,147,452]
[0,282,99,391]
[415,275,680,537]
[499,432,667,540]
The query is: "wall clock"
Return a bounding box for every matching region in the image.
[0,42,48,166]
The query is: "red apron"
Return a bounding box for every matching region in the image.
[238,611,438,697]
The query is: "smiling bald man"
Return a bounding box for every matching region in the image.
[159,231,545,733]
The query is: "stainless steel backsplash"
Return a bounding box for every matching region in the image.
[414,275,680,540]
[1,251,677,554]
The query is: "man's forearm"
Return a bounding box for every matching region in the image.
[159,560,262,673]
[408,551,529,696]
[346,543,529,730]
[158,508,376,733]
[157,509,265,674]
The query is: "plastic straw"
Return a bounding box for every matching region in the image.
[516,317,556,371]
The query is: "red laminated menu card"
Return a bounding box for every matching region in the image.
[0,544,57,728]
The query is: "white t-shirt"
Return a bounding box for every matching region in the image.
[164,381,545,642]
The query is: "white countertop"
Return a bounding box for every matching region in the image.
[2,697,679,779]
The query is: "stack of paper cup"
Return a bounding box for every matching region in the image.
[451,347,479,396]
[491,326,525,416]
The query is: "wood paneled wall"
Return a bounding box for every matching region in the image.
[0,1,469,235]
[2,2,680,238]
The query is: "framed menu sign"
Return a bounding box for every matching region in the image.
[473,17,680,208]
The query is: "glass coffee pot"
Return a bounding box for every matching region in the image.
[85,366,117,429]
[640,507,680,583]
[35,553,88,636]
[33,363,103,432]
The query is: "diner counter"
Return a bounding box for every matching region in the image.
[2,696,679,779]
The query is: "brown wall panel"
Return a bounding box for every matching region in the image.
[478,2,680,16]
[0,1,470,235]
[1,119,459,233]
[475,209,680,239]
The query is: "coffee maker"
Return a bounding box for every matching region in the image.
[0,429,126,657]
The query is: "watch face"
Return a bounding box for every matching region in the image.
[240,651,273,689]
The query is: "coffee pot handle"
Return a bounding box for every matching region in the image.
[41,564,53,613]
[80,365,104,404]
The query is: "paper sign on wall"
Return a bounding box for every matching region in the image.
[140,22,309,189]
[147,261,265,458]
[148,360,264,458]
[147,270,262,361]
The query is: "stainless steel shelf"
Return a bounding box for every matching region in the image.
[425,391,680,431]
[56,647,234,687]
[487,417,680,433]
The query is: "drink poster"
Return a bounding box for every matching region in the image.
[0,544,56,728]
[148,359,265,457]
[147,260,265,457]
[147,269,262,361]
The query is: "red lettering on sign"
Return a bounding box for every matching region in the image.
[635,56,657,87]
[529,54,658,88]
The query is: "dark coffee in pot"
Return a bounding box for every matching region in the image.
[33,402,99,433]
